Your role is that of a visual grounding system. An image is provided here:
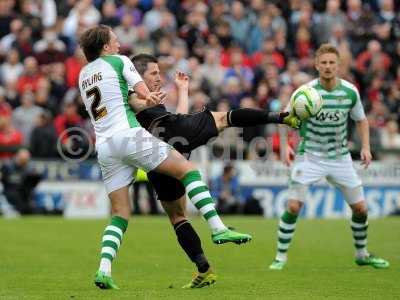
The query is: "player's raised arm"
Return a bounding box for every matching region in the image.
[175,71,189,114]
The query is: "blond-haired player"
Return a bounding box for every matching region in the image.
[269,44,389,270]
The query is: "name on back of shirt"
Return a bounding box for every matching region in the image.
[81,72,102,90]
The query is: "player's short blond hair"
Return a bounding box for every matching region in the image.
[315,43,340,59]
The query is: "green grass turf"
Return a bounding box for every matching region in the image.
[1,216,399,300]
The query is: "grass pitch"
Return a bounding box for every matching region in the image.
[1,216,399,300]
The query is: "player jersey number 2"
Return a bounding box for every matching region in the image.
[86,86,108,121]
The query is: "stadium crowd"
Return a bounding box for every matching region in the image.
[0,0,399,161]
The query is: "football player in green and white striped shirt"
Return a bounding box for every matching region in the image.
[269,44,389,270]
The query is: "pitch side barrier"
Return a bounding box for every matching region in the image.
[30,160,400,218]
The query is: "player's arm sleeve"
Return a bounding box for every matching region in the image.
[120,55,151,99]
[350,89,366,121]
[120,55,143,86]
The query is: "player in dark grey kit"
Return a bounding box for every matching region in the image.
[129,54,300,288]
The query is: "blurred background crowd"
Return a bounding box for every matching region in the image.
[0,0,399,162]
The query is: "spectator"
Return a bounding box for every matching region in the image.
[355,40,392,76]
[280,59,308,87]
[63,0,101,41]
[329,23,350,50]
[19,0,43,41]
[54,101,83,146]
[316,0,347,44]
[11,24,33,58]
[179,7,208,58]
[40,0,57,28]
[16,56,42,94]
[254,81,272,108]
[211,163,242,214]
[0,48,24,89]
[380,120,400,160]
[0,0,15,39]
[33,30,67,67]
[220,43,252,68]
[48,62,68,101]
[131,25,154,54]
[225,1,252,49]
[154,35,172,57]
[214,19,233,49]
[0,18,23,55]
[116,0,142,26]
[224,48,254,92]
[34,77,58,116]
[143,0,175,34]
[1,148,42,214]
[65,48,86,89]
[207,0,227,30]
[252,39,285,70]
[12,91,43,145]
[378,0,396,23]
[266,3,287,34]
[169,39,190,75]
[114,13,138,54]
[29,110,58,158]
[384,85,400,122]
[199,48,225,99]
[295,26,313,63]
[374,21,395,56]
[222,77,246,110]
[100,0,120,28]
[247,11,274,54]
[0,112,23,160]
[346,0,377,55]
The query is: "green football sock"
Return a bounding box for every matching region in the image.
[181,170,227,233]
[98,216,128,276]
[351,214,369,258]
[275,210,298,261]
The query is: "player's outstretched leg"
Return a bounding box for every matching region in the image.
[350,205,389,269]
[155,151,252,245]
[94,215,128,289]
[269,208,299,270]
[181,170,251,245]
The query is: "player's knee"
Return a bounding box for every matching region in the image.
[175,160,197,179]
[168,210,186,225]
[352,202,368,217]
[211,111,228,131]
[287,200,303,215]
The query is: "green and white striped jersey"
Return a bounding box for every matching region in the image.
[297,78,366,159]
[79,54,143,145]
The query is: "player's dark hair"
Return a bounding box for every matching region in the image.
[79,25,112,62]
[131,54,158,75]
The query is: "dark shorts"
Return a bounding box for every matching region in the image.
[147,109,218,202]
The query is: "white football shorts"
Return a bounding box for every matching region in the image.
[96,127,171,194]
[288,153,364,205]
